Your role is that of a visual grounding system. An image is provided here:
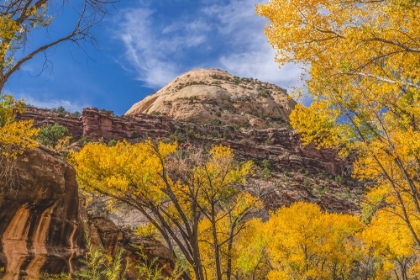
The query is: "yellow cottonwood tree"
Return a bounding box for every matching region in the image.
[362,207,420,279]
[0,94,38,158]
[233,218,270,279]
[263,202,363,280]
[257,0,420,264]
[197,193,263,280]
[0,93,38,190]
[70,141,256,280]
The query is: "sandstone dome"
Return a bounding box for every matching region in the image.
[125,68,296,129]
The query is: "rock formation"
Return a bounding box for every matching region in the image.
[18,106,350,176]
[0,146,83,279]
[17,69,352,177]
[2,69,364,278]
[14,69,361,218]
[86,216,175,279]
[19,106,83,139]
[0,146,174,279]
[126,68,296,129]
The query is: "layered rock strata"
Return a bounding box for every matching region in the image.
[18,107,350,176]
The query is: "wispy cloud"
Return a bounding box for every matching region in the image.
[13,93,90,113]
[113,0,304,91]
[205,0,304,87]
[114,8,210,88]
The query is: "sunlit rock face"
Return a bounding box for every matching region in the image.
[126,68,296,129]
[0,146,83,279]
[15,69,348,178]
[0,146,176,279]
[18,106,350,176]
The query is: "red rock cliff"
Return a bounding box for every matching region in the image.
[18,106,351,176]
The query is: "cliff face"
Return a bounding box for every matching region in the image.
[3,70,360,278]
[0,146,174,279]
[17,69,350,176]
[18,107,351,176]
[20,107,83,139]
[0,146,83,279]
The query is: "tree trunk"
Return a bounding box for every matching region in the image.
[211,204,223,280]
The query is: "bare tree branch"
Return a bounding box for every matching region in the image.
[0,0,118,91]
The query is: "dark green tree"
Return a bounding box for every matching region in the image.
[37,124,70,148]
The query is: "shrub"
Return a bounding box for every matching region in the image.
[37,124,70,148]
[223,131,229,139]
[315,185,325,195]
[206,119,225,126]
[54,106,67,117]
[108,139,118,147]
[261,159,272,170]
[78,136,92,146]
[335,175,345,184]
[100,109,114,116]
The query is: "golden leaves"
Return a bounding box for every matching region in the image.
[259,2,420,275]
[71,141,260,279]
[70,140,177,200]
[0,3,53,71]
[264,202,363,279]
[0,94,38,158]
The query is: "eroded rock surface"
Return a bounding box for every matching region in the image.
[0,146,83,279]
[126,68,296,129]
[86,215,175,279]
[0,147,174,279]
[18,107,350,176]
[17,69,351,177]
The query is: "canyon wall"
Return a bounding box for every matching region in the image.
[0,145,175,279]
[18,106,351,176]
[0,146,83,279]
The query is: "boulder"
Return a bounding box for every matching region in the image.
[0,146,83,279]
[0,146,175,279]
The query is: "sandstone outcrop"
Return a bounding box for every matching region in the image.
[3,69,363,278]
[19,106,83,139]
[126,68,296,129]
[87,216,175,279]
[14,69,360,222]
[17,70,350,177]
[17,70,349,177]
[0,146,83,279]
[18,107,350,176]
[0,146,174,279]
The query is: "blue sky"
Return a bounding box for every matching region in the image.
[4,0,303,115]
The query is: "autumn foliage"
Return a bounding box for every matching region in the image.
[2,0,419,278]
[257,0,420,278]
[70,141,260,280]
[69,135,420,279]
[0,94,38,158]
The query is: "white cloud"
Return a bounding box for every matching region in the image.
[220,50,303,88]
[114,8,209,88]
[14,94,90,113]
[205,0,305,89]
[113,0,304,91]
